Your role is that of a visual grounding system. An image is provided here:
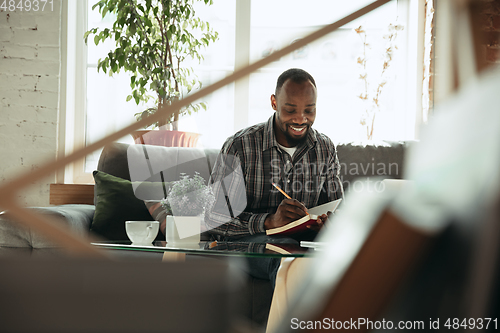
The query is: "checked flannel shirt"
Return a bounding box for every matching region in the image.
[205,114,344,240]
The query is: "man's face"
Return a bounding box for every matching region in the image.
[271,79,317,147]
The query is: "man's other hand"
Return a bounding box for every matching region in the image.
[264,199,308,230]
[306,211,332,233]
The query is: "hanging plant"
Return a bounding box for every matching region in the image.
[355,23,404,140]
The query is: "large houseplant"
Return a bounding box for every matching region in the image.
[85,0,218,146]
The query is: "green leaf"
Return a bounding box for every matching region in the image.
[83,29,96,41]
[126,95,133,102]
[118,54,125,67]
[102,6,109,18]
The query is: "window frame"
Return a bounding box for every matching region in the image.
[59,0,90,183]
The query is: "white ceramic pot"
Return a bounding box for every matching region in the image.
[165,215,201,246]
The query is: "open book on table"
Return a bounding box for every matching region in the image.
[266,198,342,236]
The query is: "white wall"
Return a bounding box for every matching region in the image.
[0,1,62,207]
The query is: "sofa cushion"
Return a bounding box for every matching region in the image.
[91,170,157,241]
[97,143,134,181]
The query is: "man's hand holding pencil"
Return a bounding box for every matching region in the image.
[264,183,328,232]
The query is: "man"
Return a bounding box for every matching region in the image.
[206,68,344,284]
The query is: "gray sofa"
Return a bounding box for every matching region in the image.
[0,140,408,327]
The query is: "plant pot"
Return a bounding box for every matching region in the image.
[131,130,200,147]
[165,215,201,246]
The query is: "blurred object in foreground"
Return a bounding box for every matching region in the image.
[0,257,245,333]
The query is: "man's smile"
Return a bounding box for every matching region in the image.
[288,125,308,135]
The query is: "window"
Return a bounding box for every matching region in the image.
[247,0,413,142]
[64,0,425,183]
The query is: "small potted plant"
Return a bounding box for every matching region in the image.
[85,0,219,147]
[161,173,214,245]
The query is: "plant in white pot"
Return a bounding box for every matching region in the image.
[161,173,214,245]
[85,0,219,147]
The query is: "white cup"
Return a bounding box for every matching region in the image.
[125,221,159,245]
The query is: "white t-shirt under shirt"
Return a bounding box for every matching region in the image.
[277,142,297,158]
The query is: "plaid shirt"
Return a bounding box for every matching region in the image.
[206,114,344,240]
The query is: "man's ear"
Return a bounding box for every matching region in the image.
[271,94,277,111]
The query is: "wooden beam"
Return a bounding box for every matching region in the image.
[49,184,95,206]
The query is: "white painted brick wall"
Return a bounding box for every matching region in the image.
[0,1,61,207]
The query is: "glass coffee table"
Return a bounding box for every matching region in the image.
[92,239,322,331]
[91,240,318,258]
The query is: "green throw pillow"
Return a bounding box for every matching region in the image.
[91,170,169,241]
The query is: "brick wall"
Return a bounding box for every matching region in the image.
[0,1,61,207]
[481,0,500,65]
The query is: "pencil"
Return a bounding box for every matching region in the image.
[272,182,309,214]
[272,183,292,199]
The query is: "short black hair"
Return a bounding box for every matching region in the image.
[275,68,316,96]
